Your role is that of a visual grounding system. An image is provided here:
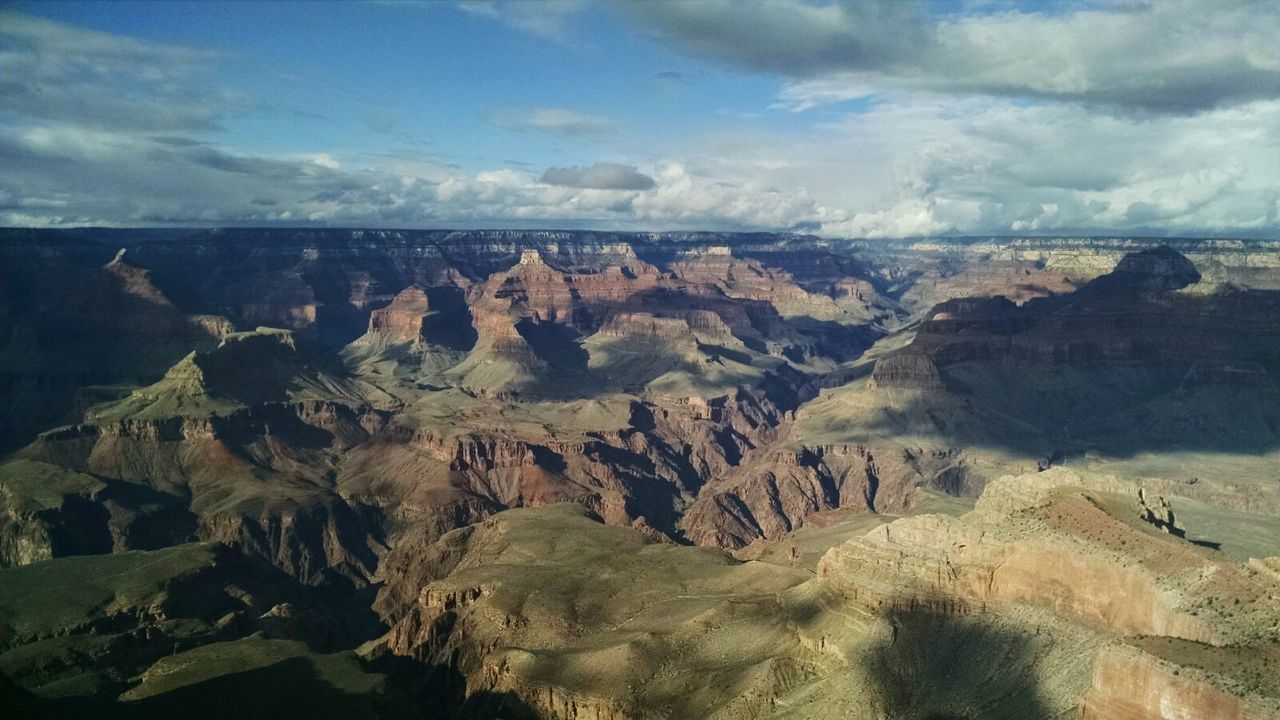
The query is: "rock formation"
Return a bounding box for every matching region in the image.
[1,229,1278,717]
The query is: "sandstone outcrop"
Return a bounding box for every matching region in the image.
[370,482,1280,719]
[366,285,431,345]
[867,352,944,390]
[1079,645,1274,719]
[1093,244,1203,292]
[821,468,1280,647]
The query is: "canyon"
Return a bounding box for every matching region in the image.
[1,228,1278,718]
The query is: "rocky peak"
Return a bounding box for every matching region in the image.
[216,327,297,353]
[103,247,174,306]
[599,312,697,342]
[516,248,548,268]
[190,328,300,395]
[1137,487,1185,537]
[868,352,944,390]
[1090,246,1201,292]
[683,309,735,339]
[367,286,430,345]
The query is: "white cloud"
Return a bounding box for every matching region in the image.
[540,163,655,190]
[1,7,1277,238]
[309,154,342,170]
[0,117,828,231]
[805,96,1280,237]
[0,10,236,132]
[456,0,584,42]
[656,91,1280,238]
[630,0,1279,115]
[492,108,617,139]
[4,94,1278,237]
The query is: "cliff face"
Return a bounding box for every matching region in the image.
[867,352,944,390]
[0,328,390,585]
[365,285,431,345]
[5,406,384,585]
[752,245,1280,537]
[918,254,1280,460]
[1080,645,1274,720]
[679,444,885,548]
[370,472,1280,719]
[0,245,231,447]
[820,468,1280,645]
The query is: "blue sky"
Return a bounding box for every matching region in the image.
[1,0,1277,236]
[12,1,784,172]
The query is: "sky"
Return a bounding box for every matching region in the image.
[1,0,1277,238]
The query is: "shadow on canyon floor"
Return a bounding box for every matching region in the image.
[3,656,394,720]
[1,652,540,720]
[862,608,1054,720]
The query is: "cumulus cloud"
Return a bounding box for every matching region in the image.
[492,108,617,138]
[653,86,1280,238]
[4,90,1277,236]
[627,0,1279,114]
[0,118,824,231]
[800,96,1280,237]
[539,163,656,190]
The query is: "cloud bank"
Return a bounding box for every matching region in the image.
[628,0,1278,114]
[1,3,1277,238]
[539,163,656,190]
